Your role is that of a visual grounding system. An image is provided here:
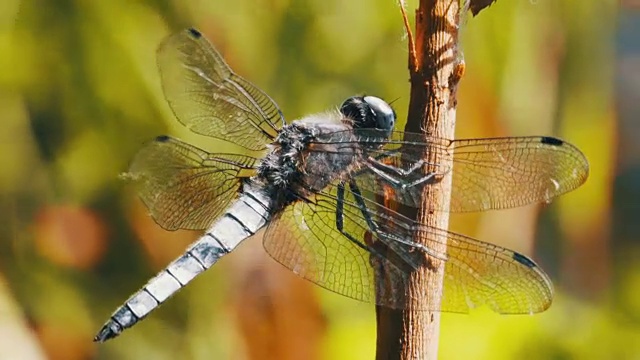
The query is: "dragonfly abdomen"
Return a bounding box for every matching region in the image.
[94,185,275,342]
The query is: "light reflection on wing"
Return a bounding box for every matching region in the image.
[128,135,257,230]
[157,28,283,151]
[263,182,553,313]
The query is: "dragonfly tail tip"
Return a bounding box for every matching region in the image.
[93,321,123,343]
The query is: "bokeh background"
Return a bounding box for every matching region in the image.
[0,0,633,359]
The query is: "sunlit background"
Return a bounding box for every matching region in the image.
[0,0,633,359]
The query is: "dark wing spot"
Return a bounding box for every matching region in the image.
[188,28,202,38]
[155,135,171,142]
[540,136,564,146]
[512,252,538,268]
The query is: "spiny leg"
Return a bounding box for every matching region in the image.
[364,158,449,192]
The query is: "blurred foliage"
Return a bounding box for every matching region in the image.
[0,0,633,359]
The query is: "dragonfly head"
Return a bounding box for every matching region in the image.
[340,96,396,138]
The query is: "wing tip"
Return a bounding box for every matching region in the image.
[187,28,202,39]
[155,135,171,142]
[540,136,564,146]
[511,252,538,268]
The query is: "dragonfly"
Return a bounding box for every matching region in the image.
[94,28,589,342]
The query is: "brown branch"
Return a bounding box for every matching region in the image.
[376,0,462,359]
[397,0,418,72]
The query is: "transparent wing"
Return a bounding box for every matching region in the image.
[445,135,589,211]
[263,182,553,313]
[310,130,589,212]
[157,28,283,151]
[128,135,257,230]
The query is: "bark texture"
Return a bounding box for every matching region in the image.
[376,1,462,359]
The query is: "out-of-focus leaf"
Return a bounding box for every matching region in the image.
[0,275,47,360]
[231,239,327,360]
[28,271,96,360]
[129,198,197,269]
[34,205,107,270]
[36,322,95,360]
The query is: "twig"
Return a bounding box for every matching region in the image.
[397,0,418,72]
[376,0,462,359]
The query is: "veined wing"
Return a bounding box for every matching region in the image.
[128,135,257,230]
[263,182,552,313]
[311,130,589,212]
[444,135,588,211]
[157,28,283,151]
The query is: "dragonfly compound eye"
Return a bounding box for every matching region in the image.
[363,96,396,132]
[340,96,396,135]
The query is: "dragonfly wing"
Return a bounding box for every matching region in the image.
[348,131,588,212]
[128,135,257,230]
[422,228,552,313]
[262,183,415,309]
[446,136,588,212]
[263,182,553,313]
[157,28,283,151]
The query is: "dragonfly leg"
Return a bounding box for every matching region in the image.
[401,173,440,189]
[364,161,445,193]
[366,156,428,177]
[335,183,390,257]
[348,181,448,262]
[335,183,421,273]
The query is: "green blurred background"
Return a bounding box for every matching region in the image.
[0,0,633,359]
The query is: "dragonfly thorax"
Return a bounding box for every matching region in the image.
[257,120,363,200]
[257,123,316,194]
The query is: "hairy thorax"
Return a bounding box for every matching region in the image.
[257,116,363,201]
